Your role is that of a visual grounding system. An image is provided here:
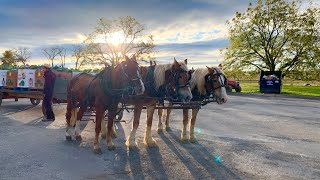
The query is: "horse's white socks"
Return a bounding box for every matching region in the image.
[66,125,72,137]
[75,120,81,136]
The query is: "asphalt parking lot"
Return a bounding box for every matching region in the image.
[0,94,319,179]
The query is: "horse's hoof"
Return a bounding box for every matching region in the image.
[111,133,117,139]
[101,134,106,139]
[108,145,116,151]
[126,140,139,150]
[147,139,158,148]
[93,148,102,154]
[165,127,171,131]
[181,139,189,144]
[75,135,82,141]
[189,137,197,143]
[157,128,163,134]
[66,136,72,141]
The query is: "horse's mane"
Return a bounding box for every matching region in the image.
[154,61,188,90]
[190,68,209,95]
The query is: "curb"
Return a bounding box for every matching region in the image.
[229,92,320,101]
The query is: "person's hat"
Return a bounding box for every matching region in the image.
[43,63,51,69]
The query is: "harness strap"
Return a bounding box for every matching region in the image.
[74,73,97,108]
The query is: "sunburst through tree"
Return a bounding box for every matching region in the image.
[84,16,155,67]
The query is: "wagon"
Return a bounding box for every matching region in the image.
[0,88,43,106]
[0,69,43,107]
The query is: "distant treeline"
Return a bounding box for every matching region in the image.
[224,69,320,81]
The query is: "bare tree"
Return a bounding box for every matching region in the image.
[14,47,31,66]
[56,46,67,68]
[42,47,60,67]
[84,16,155,67]
[71,44,88,70]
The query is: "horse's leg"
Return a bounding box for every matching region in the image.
[111,118,117,138]
[157,109,164,133]
[101,111,117,139]
[189,108,200,143]
[181,108,189,143]
[66,108,78,141]
[126,104,142,149]
[101,111,107,139]
[106,104,117,150]
[93,107,104,154]
[75,106,86,141]
[143,104,157,147]
[65,94,76,141]
[165,107,172,131]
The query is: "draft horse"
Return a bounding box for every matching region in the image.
[123,58,193,148]
[65,56,144,153]
[100,58,193,148]
[158,66,228,143]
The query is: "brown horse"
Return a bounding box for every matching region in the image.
[65,55,144,153]
[120,58,193,149]
[158,66,228,143]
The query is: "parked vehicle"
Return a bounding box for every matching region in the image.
[226,80,241,93]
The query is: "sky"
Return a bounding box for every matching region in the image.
[0,0,313,69]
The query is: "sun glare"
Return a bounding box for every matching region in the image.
[94,31,126,46]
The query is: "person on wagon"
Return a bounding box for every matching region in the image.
[42,64,56,121]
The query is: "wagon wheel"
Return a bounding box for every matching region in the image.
[42,101,46,116]
[30,98,41,105]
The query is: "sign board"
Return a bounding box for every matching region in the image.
[0,70,8,86]
[17,69,36,88]
[266,80,273,86]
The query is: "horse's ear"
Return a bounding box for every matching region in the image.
[149,60,152,66]
[173,57,179,67]
[125,55,129,61]
[132,54,136,61]
[154,60,157,65]
[184,59,187,65]
[206,66,214,74]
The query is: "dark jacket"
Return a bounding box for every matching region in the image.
[43,70,56,96]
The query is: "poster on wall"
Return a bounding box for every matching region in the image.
[0,70,8,86]
[17,69,36,88]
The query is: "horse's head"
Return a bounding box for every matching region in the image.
[165,58,193,103]
[115,55,145,95]
[205,66,228,104]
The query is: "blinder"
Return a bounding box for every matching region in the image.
[205,72,227,90]
[172,69,191,89]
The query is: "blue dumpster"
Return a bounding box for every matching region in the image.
[259,71,282,94]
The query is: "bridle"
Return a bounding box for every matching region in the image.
[165,68,191,100]
[205,68,227,92]
[99,61,143,97]
[173,69,191,90]
[120,61,142,82]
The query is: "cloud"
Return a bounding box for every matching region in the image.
[0,0,254,67]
